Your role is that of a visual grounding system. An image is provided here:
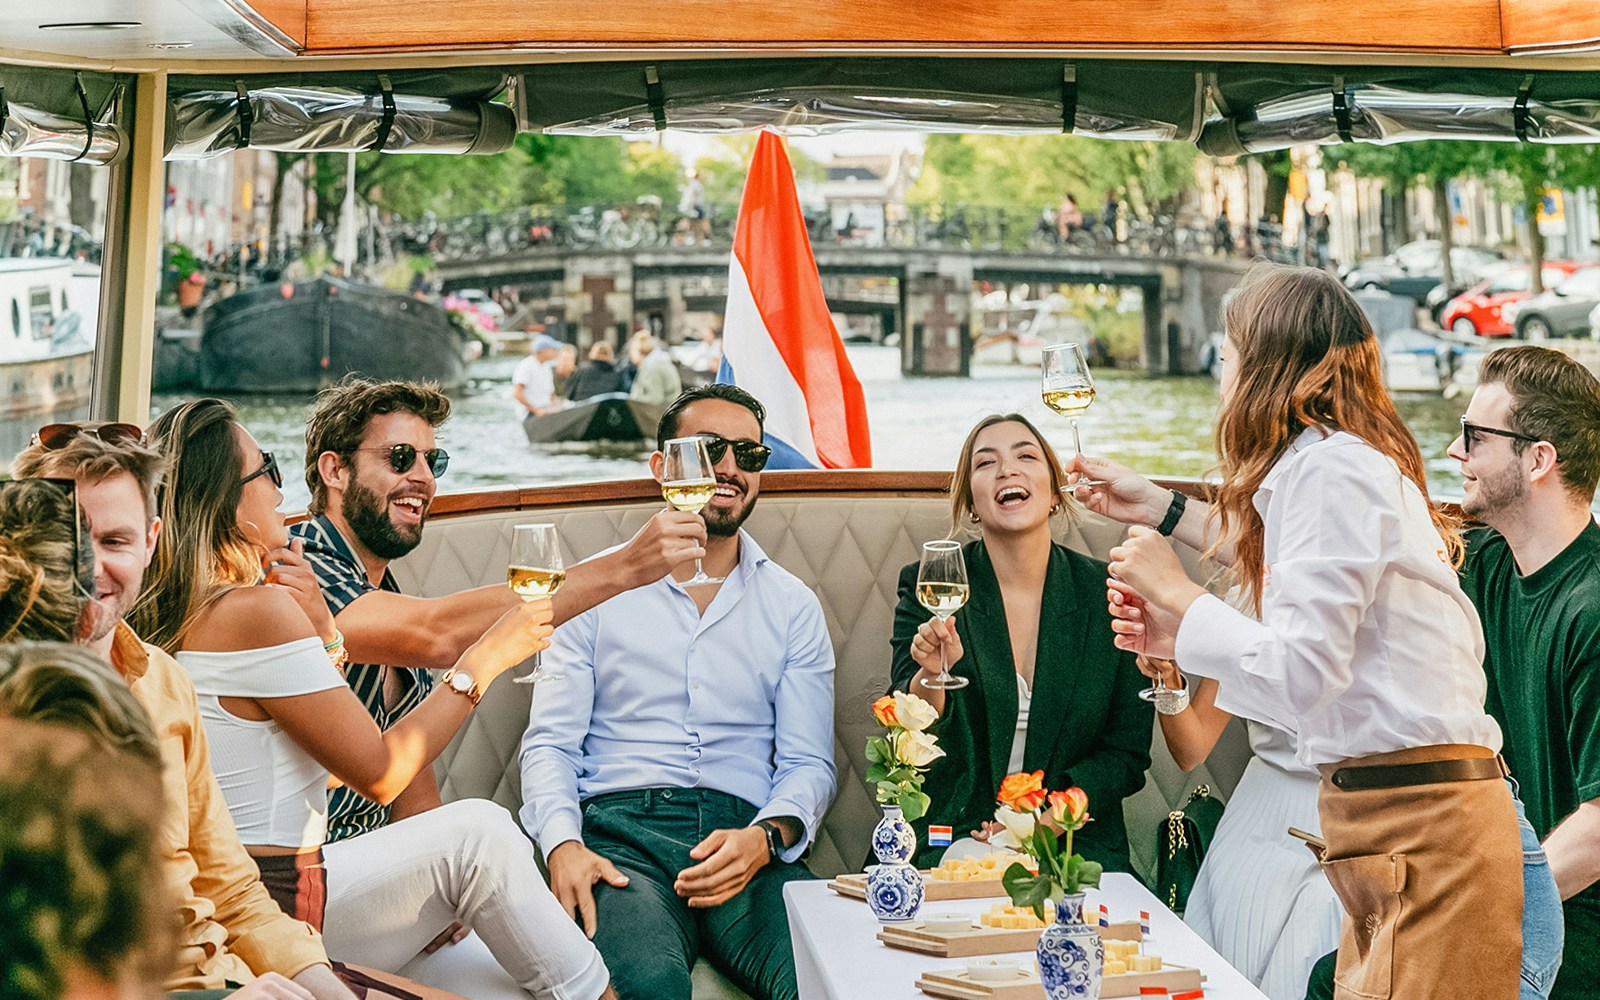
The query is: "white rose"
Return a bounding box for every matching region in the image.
[991,805,1037,851]
[894,729,946,768]
[892,691,941,732]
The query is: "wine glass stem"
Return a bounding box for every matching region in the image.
[1071,416,1084,459]
[694,556,706,579]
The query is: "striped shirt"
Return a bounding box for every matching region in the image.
[290,514,434,844]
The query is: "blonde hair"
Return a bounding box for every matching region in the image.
[0,480,91,644]
[947,414,1079,537]
[12,426,166,524]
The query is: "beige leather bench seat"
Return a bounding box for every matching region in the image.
[391,474,1250,998]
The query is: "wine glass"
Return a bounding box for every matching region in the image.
[1138,656,1169,703]
[1041,342,1107,489]
[507,523,565,684]
[661,436,724,587]
[917,539,970,690]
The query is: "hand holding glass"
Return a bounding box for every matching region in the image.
[1041,342,1106,489]
[508,523,565,684]
[661,436,724,587]
[917,540,970,690]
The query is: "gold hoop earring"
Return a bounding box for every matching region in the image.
[969,511,980,524]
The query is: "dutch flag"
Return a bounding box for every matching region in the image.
[1098,904,1109,927]
[928,825,953,847]
[1140,910,1152,937]
[718,131,872,469]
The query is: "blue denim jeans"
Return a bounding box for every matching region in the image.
[1512,778,1564,1000]
[1303,778,1563,1000]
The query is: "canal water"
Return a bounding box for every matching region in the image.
[154,345,1473,512]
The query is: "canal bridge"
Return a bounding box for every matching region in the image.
[418,211,1250,376]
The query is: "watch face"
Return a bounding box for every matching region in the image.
[450,672,473,693]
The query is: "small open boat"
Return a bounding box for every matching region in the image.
[522,393,665,444]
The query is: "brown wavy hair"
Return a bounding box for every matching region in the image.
[303,376,451,516]
[131,399,263,653]
[1212,264,1459,612]
[0,480,92,645]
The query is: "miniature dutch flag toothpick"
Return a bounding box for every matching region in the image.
[1098,904,1109,927]
[928,825,952,847]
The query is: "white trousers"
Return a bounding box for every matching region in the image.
[321,798,609,1000]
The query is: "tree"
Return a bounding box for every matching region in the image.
[1331,141,1492,290]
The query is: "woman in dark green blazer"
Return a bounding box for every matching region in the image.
[889,414,1153,872]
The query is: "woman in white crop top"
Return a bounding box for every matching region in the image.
[134,399,613,1000]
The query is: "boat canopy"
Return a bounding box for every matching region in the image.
[0,65,126,164]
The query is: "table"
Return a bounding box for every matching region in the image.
[784,873,1269,1000]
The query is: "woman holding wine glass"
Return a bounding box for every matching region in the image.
[133,398,615,999]
[887,413,1153,871]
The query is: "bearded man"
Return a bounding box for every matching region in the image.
[519,384,837,1000]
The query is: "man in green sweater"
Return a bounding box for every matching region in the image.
[1452,345,1600,1000]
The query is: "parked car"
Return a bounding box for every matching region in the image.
[1439,262,1586,337]
[1343,239,1506,304]
[450,287,506,324]
[1503,266,1600,339]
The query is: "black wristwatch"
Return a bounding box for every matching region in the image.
[756,819,786,861]
[1156,489,1188,536]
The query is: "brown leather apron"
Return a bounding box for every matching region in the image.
[1316,744,1522,1000]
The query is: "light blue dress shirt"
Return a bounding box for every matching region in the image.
[519,530,837,863]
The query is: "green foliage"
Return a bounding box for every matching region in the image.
[911,134,1198,217]
[864,734,931,820]
[1002,861,1053,920]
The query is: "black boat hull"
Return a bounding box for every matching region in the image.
[522,394,665,444]
[200,278,470,393]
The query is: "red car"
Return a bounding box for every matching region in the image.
[1440,262,1585,336]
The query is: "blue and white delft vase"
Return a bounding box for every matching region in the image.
[1036,893,1104,1000]
[865,805,923,923]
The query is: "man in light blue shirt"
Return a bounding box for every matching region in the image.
[520,384,837,1000]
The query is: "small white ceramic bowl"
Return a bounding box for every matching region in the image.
[965,958,1021,982]
[923,913,974,934]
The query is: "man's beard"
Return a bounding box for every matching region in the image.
[1463,460,1527,525]
[703,481,757,538]
[345,476,425,560]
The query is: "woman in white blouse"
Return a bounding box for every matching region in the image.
[132,398,614,1000]
[1072,264,1558,1000]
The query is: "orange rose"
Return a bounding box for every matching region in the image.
[871,695,899,728]
[996,770,1047,813]
[1046,788,1090,831]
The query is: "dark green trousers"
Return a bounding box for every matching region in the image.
[582,788,815,1000]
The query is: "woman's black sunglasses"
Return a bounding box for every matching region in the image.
[351,444,450,478]
[241,451,283,489]
[700,434,772,473]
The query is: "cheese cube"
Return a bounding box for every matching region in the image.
[1104,961,1127,976]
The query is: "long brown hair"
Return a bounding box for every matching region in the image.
[1212,264,1459,611]
[131,399,263,653]
[0,480,92,644]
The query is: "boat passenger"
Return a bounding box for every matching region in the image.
[0,644,168,1000]
[1080,263,1557,1000]
[130,397,615,1000]
[630,334,683,406]
[521,384,837,1000]
[10,433,358,1000]
[565,341,625,401]
[285,377,703,997]
[513,334,564,423]
[552,342,580,397]
[886,414,1152,872]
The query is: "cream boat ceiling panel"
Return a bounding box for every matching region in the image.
[0,1,293,62]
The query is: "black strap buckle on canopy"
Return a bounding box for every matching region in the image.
[1514,75,1535,143]
[1332,76,1354,144]
[644,65,667,132]
[1061,64,1078,134]
[234,81,254,149]
[372,74,397,152]
[0,86,8,141]
[70,72,93,162]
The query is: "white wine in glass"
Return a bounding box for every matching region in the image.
[917,540,970,691]
[1041,342,1106,489]
[662,436,724,587]
[508,523,565,684]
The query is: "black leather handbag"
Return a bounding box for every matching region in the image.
[1154,784,1225,914]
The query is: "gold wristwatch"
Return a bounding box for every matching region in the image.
[438,668,482,707]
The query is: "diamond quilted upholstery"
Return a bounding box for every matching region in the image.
[395,496,1251,885]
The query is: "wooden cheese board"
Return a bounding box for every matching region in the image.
[879,920,1146,958]
[916,963,1204,999]
[827,870,1011,902]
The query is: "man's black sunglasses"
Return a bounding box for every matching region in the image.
[350,444,450,478]
[1460,417,1542,454]
[241,451,283,489]
[698,434,771,473]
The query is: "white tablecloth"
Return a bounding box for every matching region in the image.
[784,872,1269,1000]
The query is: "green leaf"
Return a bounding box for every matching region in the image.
[899,790,931,822]
[1002,864,1052,922]
[865,764,889,785]
[1075,859,1104,891]
[865,738,888,764]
